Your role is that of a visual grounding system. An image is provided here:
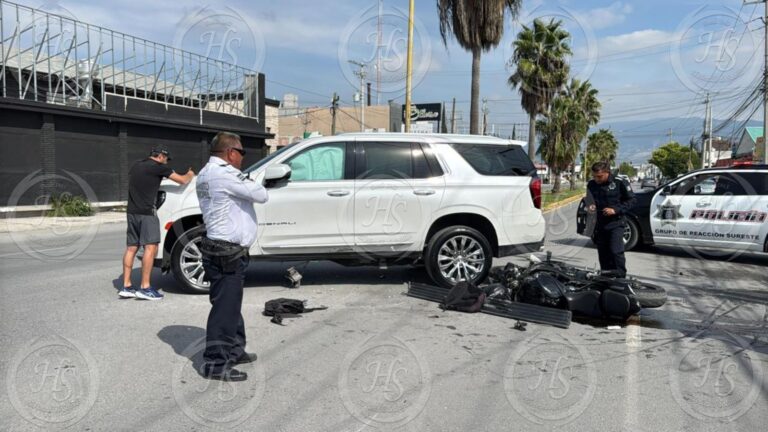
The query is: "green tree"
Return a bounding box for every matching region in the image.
[648,142,699,178]
[562,78,601,189]
[438,0,522,135]
[537,95,582,193]
[618,161,637,177]
[584,129,619,180]
[508,18,571,160]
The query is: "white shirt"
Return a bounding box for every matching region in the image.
[196,156,268,247]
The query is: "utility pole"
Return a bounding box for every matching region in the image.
[349,60,367,132]
[708,97,713,167]
[450,97,456,134]
[301,108,311,136]
[702,93,710,169]
[330,92,339,135]
[376,0,383,105]
[745,0,768,163]
[482,98,488,135]
[404,0,415,133]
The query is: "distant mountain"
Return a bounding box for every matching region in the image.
[592,117,762,165]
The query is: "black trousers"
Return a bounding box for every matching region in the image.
[202,254,248,373]
[594,222,627,277]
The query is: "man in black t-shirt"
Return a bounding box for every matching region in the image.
[120,146,194,300]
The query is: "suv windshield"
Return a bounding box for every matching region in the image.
[449,143,535,176]
[244,143,298,173]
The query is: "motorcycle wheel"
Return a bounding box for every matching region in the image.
[628,281,667,308]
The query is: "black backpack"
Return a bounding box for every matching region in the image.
[263,298,327,325]
[440,281,487,313]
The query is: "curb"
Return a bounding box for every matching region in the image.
[543,193,584,214]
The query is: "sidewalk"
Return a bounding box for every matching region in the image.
[0,211,126,233]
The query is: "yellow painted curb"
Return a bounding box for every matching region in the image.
[543,193,585,214]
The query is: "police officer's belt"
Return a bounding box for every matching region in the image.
[200,237,249,258]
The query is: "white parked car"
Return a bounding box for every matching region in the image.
[153,133,546,293]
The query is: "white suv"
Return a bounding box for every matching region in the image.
[153,133,546,293]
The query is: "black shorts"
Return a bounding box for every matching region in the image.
[126,213,161,246]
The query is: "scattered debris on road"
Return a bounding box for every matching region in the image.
[263,298,327,325]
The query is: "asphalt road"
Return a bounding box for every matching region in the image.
[1,203,766,431]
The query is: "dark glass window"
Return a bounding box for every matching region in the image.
[450,144,535,176]
[358,142,413,179]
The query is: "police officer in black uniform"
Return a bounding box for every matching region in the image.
[586,161,636,277]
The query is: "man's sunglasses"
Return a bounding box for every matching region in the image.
[230,147,246,156]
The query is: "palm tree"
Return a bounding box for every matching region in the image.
[563,79,600,188]
[508,18,571,160]
[537,96,581,193]
[438,0,522,134]
[584,129,619,181]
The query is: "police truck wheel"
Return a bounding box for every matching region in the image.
[171,226,211,294]
[623,219,639,251]
[425,226,493,289]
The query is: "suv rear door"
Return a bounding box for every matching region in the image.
[352,139,445,256]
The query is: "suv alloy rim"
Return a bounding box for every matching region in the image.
[437,235,486,283]
[180,237,210,289]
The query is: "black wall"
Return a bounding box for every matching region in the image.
[0,101,270,206]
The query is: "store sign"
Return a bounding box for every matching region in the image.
[402,103,442,122]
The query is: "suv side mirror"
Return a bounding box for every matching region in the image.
[661,185,672,195]
[264,163,291,187]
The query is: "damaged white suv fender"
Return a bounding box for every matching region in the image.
[153,133,546,293]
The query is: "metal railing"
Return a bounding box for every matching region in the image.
[0,0,259,121]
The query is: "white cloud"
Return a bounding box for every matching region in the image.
[599,29,677,56]
[578,2,633,30]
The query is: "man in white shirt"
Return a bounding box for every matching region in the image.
[196,132,268,381]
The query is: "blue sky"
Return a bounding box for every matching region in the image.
[23,0,764,141]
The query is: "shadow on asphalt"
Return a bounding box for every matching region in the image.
[630,245,768,266]
[157,325,207,373]
[114,261,434,296]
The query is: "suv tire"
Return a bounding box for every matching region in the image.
[425,225,493,288]
[171,225,211,294]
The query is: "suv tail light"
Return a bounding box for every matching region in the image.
[529,176,542,209]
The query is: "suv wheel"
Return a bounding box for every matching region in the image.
[171,225,211,294]
[425,226,493,288]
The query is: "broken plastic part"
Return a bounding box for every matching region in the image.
[285,267,302,289]
[407,282,571,329]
